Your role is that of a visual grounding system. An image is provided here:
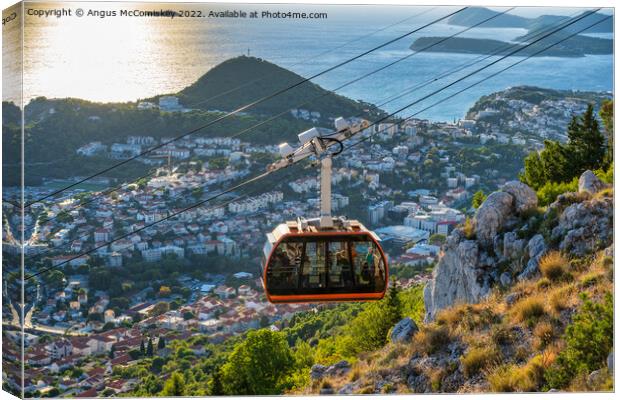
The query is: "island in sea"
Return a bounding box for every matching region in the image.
[409,34,612,58]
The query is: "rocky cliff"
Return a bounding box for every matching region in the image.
[424,171,612,321]
[305,170,613,394]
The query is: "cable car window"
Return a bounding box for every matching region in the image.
[327,241,352,288]
[351,241,386,291]
[301,241,327,289]
[266,242,301,291]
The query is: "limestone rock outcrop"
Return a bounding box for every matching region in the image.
[424,170,612,322]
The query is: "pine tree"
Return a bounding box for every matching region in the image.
[140,339,145,355]
[157,337,165,350]
[209,367,224,395]
[109,345,115,359]
[599,99,614,164]
[146,337,154,356]
[567,104,606,171]
[385,278,402,325]
[161,372,185,396]
[521,104,608,190]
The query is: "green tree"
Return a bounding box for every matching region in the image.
[146,337,154,357]
[520,105,608,190]
[151,356,165,373]
[385,280,403,323]
[157,337,166,350]
[471,190,487,209]
[344,286,402,355]
[191,187,204,200]
[140,339,145,355]
[149,301,169,317]
[599,99,614,163]
[428,234,446,246]
[220,329,295,395]
[161,371,185,396]
[209,367,224,395]
[55,210,74,224]
[545,293,613,389]
[566,104,606,171]
[45,270,65,289]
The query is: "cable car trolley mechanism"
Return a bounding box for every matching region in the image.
[262,118,388,303]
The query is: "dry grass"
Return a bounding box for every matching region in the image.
[487,354,551,392]
[460,346,501,378]
[348,365,362,382]
[428,368,445,392]
[490,325,515,347]
[539,251,568,281]
[436,303,499,334]
[579,271,603,288]
[533,321,554,350]
[593,187,613,199]
[414,324,452,355]
[548,284,575,315]
[536,277,551,289]
[511,296,546,323]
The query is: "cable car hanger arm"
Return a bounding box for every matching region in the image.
[266,117,369,173]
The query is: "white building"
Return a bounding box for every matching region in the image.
[159,96,181,111]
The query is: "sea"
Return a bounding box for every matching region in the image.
[2,4,614,122]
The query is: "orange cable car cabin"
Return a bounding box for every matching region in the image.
[260,118,389,303]
[262,218,388,303]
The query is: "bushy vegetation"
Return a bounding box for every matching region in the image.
[538,251,568,281]
[544,293,613,389]
[488,354,550,392]
[220,330,295,394]
[472,190,487,209]
[520,102,613,205]
[511,297,546,324]
[460,346,501,377]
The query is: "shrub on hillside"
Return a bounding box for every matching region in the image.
[535,178,578,206]
[462,217,476,240]
[460,346,501,378]
[488,354,551,392]
[512,297,546,324]
[533,321,555,350]
[539,251,568,281]
[544,293,613,389]
[414,325,451,355]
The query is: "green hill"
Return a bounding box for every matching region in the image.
[176,56,382,120]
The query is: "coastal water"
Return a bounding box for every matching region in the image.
[5,4,614,122]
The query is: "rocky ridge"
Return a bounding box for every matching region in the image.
[424,171,612,321]
[306,170,613,394]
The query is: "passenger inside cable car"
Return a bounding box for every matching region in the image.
[264,235,386,296]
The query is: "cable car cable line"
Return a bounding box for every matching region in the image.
[184,7,439,110]
[25,169,279,280]
[30,7,516,226]
[38,9,600,263]
[30,6,517,226]
[344,12,610,151]
[21,7,467,209]
[3,9,436,211]
[25,9,599,284]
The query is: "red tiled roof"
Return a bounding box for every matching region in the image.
[75,387,98,397]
